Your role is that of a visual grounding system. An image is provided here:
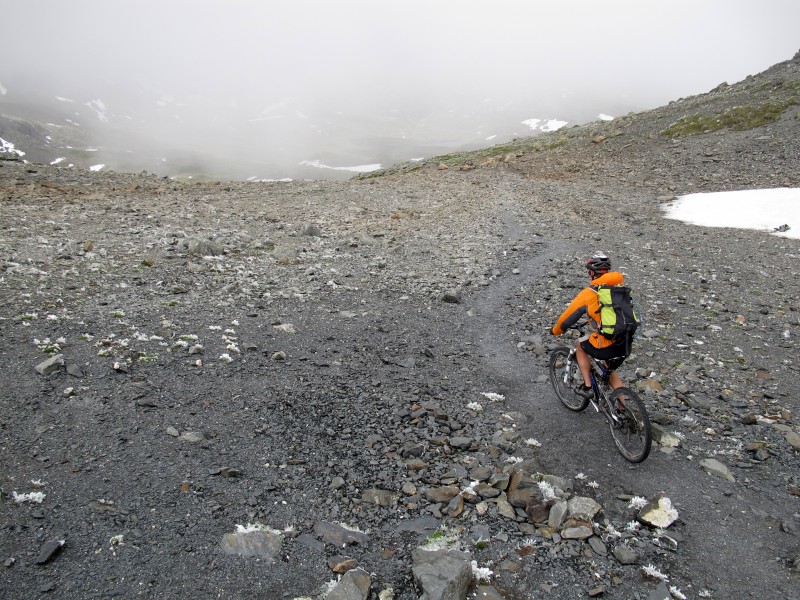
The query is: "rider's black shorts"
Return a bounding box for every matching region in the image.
[580,339,629,370]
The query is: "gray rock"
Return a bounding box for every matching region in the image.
[412,548,472,600]
[295,533,325,553]
[651,424,681,448]
[567,496,602,521]
[648,581,671,600]
[588,536,607,555]
[470,465,493,481]
[469,524,491,544]
[508,487,538,508]
[401,481,417,496]
[448,436,473,449]
[220,528,282,558]
[541,474,572,493]
[314,521,369,546]
[35,539,65,564]
[699,458,736,482]
[548,501,568,529]
[35,354,64,375]
[361,488,398,508]
[326,567,371,600]
[474,483,501,499]
[446,494,464,517]
[66,364,84,377]
[638,493,679,528]
[785,431,800,451]
[179,431,205,443]
[496,497,516,519]
[425,486,460,503]
[187,238,224,256]
[395,516,440,535]
[441,290,461,304]
[613,544,638,565]
[475,585,504,600]
[560,525,593,539]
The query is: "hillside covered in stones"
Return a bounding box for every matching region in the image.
[1,53,799,600]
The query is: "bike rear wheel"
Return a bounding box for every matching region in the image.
[607,387,651,463]
[548,348,589,412]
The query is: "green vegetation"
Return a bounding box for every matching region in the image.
[427,530,446,541]
[755,77,800,93]
[660,99,798,136]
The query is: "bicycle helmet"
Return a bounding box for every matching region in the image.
[585,252,611,274]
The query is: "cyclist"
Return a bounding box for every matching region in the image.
[550,252,631,398]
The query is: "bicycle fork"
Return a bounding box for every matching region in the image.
[590,369,623,424]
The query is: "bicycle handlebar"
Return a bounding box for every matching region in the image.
[565,319,589,333]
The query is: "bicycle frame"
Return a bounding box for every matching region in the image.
[550,325,652,462]
[565,348,622,424]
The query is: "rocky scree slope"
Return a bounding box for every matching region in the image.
[1,54,799,600]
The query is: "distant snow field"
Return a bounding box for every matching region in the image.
[663,188,800,239]
[0,81,7,95]
[300,160,381,173]
[521,118,568,132]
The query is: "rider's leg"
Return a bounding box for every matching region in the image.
[575,340,592,387]
[609,370,623,390]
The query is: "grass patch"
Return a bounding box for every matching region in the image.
[660,99,798,136]
[755,78,800,94]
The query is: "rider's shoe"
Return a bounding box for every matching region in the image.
[574,383,594,399]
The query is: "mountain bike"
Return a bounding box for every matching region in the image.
[548,322,651,463]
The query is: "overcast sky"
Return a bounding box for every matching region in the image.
[4,0,798,103]
[2,1,799,176]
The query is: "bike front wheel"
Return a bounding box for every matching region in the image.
[548,348,589,412]
[607,387,651,463]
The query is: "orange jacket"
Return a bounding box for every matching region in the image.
[552,271,625,349]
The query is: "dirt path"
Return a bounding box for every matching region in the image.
[467,178,798,598]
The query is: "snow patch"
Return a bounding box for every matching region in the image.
[522,118,568,132]
[300,160,381,173]
[663,188,800,239]
[598,113,614,121]
[0,81,7,95]
[89,164,105,172]
[84,99,109,122]
[0,137,25,156]
[50,157,65,165]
